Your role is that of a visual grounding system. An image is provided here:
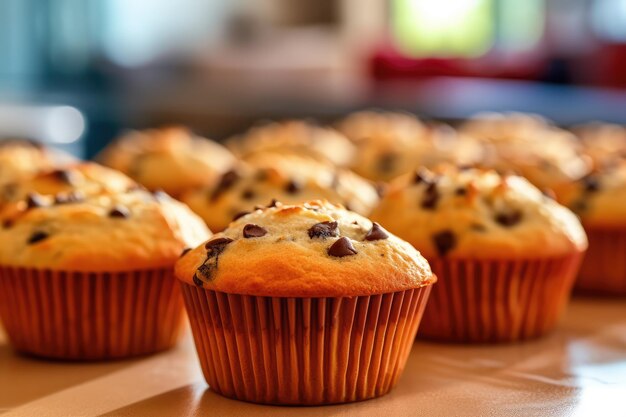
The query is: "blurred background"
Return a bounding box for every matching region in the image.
[2,0,626,157]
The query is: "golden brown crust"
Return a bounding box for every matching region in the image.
[175,200,435,297]
[460,112,591,190]
[0,189,211,271]
[226,120,356,167]
[0,139,74,187]
[97,126,236,196]
[0,162,136,208]
[180,154,379,232]
[348,122,483,182]
[371,166,587,259]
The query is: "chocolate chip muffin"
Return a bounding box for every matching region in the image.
[0,162,136,211]
[97,126,236,196]
[226,120,356,167]
[0,187,210,360]
[175,200,435,404]
[461,112,591,191]
[180,153,379,232]
[0,138,74,188]
[558,162,626,295]
[349,123,483,182]
[371,166,587,343]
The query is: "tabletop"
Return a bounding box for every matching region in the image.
[1,297,625,417]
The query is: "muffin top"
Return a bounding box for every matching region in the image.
[0,162,136,208]
[370,166,587,259]
[461,112,591,190]
[226,120,356,167]
[350,124,483,182]
[175,200,435,297]
[0,139,73,187]
[573,122,626,168]
[180,153,379,232]
[97,126,236,196]
[0,189,210,271]
[337,110,426,144]
[557,161,626,228]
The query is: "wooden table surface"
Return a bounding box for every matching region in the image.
[1,297,625,417]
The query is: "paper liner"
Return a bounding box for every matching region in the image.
[418,252,583,343]
[180,284,432,405]
[0,266,185,360]
[576,228,626,295]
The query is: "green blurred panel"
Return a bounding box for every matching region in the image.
[392,0,495,57]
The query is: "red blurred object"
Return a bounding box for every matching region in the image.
[368,42,548,82]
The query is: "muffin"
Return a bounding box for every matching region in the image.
[0,162,136,211]
[461,112,591,191]
[0,138,74,188]
[337,110,427,144]
[175,200,435,404]
[97,126,236,196]
[180,153,379,231]
[349,123,483,182]
[371,166,587,343]
[572,122,626,168]
[0,187,210,360]
[557,162,626,295]
[226,120,356,167]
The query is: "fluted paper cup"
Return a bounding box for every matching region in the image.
[418,252,584,343]
[576,227,626,295]
[0,266,185,360]
[180,284,432,405]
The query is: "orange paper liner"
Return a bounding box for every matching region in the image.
[0,266,185,360]
[418,252,583,343]
[576,228,626,296]
[180,284,432,405]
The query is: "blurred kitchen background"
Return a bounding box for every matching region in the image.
[2,0,626,157]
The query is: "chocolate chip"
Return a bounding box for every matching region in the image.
[54,191,84,205]
[495,210,522,227]
[377,153,396,174]
[109,205,130,219]
[52,169,78,186]
[241,188,256,200]
[3,219,13,229]
[285,180,301,194]
[211,170,240,201]
[413,168,430,184]
[582,176,600,193]
[232,211,250,221]
[308,221,339,239]
[243,224,268,238]
[26,193,46,209]
[2,183,17,200]
[421,182,439,210]
[364,222,389,241]
[205,237,234,253]
[196,237,235,284]
[455,187,467,196]
[180,247,192,258]
[328,237,357,258]
[28,231,49,245]
[267,199,278,208]
[432,230,456,256]
[192,274,205,287]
